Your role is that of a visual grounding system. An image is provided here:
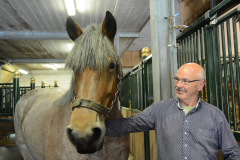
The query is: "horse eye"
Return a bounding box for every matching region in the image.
[110,63,115,69]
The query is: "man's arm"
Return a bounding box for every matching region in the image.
[218,112,240,159]
[105,104,156,137]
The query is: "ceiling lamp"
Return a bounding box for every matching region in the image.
[41,64,57,70]
[18,69,28,74]
[50,64,57,70]
[64,0,76,16]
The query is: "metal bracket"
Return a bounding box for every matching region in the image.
[205,10,210,20]
[205,10,218,26]
[168,43,179,48]
[236,11,240,22]
[210,13,218,26]
[165,13,180,34]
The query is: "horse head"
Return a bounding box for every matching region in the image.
[65,11,122,154]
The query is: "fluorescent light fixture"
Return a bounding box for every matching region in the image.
[18,69,28,74]
[53,64,64,69]
[66,43,74,52]
[42,64,57,70]
[76,0,89,13]
[64,0,76,16]
[50,64,57,70]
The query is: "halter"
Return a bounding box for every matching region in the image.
[71,76,122,118]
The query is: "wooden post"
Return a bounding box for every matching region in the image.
[41,81,45,88]
[30,77,35,90]
[13,71,20,113]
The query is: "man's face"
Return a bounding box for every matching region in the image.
[174,67,201,104]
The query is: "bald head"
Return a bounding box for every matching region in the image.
[177,63,205,80]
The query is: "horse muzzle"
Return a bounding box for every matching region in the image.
[67,127,104,154]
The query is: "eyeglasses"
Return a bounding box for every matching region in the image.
[173,77,201,85]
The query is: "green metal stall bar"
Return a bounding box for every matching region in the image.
[120,55,153,160]
[0,75,37,119]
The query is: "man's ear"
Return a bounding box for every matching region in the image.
[198,80,205,91]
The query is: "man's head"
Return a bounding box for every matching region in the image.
[174,63,205,106]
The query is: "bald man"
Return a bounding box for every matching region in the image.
[105,63,240,159]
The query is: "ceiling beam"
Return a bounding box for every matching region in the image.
[0,31,140,40]
[117,32,140,38]
[0,31,69,40]
[5,59,65,63]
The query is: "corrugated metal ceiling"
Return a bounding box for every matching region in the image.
[0,0,150,71]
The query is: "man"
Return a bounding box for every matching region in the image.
[105,63,240,159]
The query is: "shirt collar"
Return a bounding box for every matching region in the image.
[176,97,201,109]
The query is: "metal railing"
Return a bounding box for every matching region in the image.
[0,77,59,116]
[120,55,153,160]
[0,84,14,116]
[184,2,210,26]
[20,87,31,97]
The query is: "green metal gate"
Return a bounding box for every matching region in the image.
[0,84,14,117]
[177,0,240,139]
[120,55,153,160]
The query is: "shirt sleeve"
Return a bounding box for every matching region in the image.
[105,104,156,137]
[218,112,240,159]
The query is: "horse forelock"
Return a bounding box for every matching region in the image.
[65,24,122,77]
[53,24,123,107]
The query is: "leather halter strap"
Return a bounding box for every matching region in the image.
[72,99,109,116]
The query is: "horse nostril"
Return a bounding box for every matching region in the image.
[91,127,102,143]
[67,128,72,135]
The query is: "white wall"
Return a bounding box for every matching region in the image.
[122,68,132,76]
[18,70,72,91]
[16,68,132,90]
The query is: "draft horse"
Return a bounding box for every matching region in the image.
[14,11,129,159]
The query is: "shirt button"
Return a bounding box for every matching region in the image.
[184,132,187,134]
[185,157,187,159]
[185,120,188,122]
[185,144,187,147]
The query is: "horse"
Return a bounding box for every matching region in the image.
[14,11,130,160]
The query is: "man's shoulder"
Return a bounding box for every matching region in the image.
[199,100,224,116]
[151,98,177,108]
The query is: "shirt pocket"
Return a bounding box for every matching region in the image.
[195,128,218,152]
[197,128,216,139]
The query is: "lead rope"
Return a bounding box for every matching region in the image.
[105,77,122,119]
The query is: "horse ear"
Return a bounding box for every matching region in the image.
[66,17,83,41]
[102,11,117,43]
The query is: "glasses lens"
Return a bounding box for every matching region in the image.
[174,78,179,83]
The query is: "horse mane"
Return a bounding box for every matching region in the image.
[53,24,123,107]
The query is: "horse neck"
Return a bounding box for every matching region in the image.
[107,99,123,120]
